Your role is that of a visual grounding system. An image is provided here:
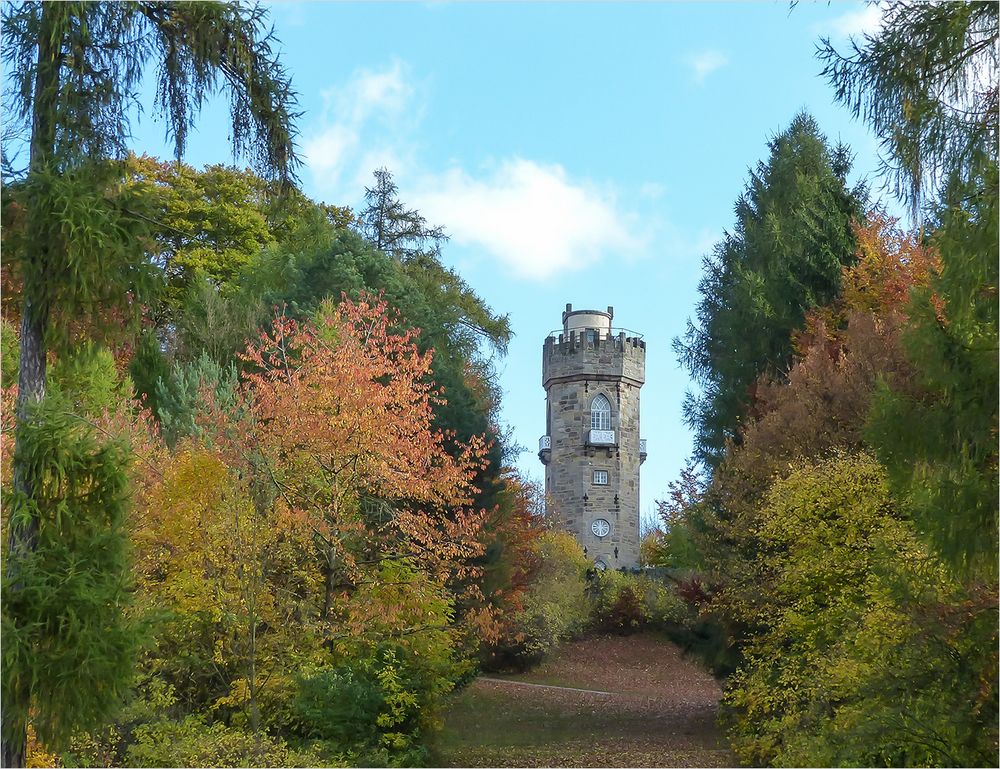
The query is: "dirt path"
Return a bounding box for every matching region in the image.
[437,633,734,767]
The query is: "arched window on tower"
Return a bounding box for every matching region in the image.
[591,394,612,431]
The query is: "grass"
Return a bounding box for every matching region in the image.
[433,632,734,768]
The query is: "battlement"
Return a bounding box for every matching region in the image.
[542,328,646,388]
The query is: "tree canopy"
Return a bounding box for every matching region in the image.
[674,112,866,468]
[819,0,998,216]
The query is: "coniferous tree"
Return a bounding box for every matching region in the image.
[674,113,866,468]
[2,378,138,763]
[819,0,998,217]
[0,3,299,763]
[357,167,447,262]
[822,0,999,577]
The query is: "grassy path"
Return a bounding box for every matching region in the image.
[435,633,734,767]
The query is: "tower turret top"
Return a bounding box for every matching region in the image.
[562,303,615,335]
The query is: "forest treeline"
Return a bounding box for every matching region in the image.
[0,6,676,762]
[0,4,563,765]
[0,149,597,763]
[0,2,996,768]
[650,2,998,766]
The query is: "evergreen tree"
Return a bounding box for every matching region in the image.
[356,168,511,354]
[674,113,866,468]
[2,387,138,763]
[357,167,447,263]
[1,3,299,763]
[819,0,998,217]
[868,165,998,578]
[821,0,999,578]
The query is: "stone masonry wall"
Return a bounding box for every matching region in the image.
[542,332,645,569]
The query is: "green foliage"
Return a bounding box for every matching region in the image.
[128,329,170,415]
[721,453,996,767]
[868,164,999,578]
[588,571,688,635]
[1,319,19,386]
[647,520,704,571]
[355,168,510,352]
[3,164,159,345]
[48,342,133,418]
[294,646,439,767]
[173,278,269,367]
[1,395,138,751]
[69,677,338,767]
[357,167,447,263]
[819,0,998,214]
[486,531,590,668]
[124,715,335,769]
[121,155,353,309]
[154,352,240,448]
[777,584,997,767]
[674,112,866,467]
[2,2,298,180]
[3,5,299,760]
[63,677,182,767]
[126,155,276,290]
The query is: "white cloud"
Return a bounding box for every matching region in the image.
[303,123,355,177]
[688,50,728,85]
[302,60,415,194]
[411,159,642,281]
[824,5,884,39]
[302,64,648,281]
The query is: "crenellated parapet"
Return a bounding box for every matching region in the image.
[542,329,646,389]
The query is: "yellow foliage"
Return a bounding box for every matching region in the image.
[26,725,59,768]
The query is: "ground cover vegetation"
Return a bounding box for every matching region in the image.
[655,2,999,766]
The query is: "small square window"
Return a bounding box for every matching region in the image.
[593,470,609,485]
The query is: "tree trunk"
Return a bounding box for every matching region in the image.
[2,5,61,765]
[323,553,335,620]
[2,287,51,769]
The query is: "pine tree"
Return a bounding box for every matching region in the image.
[0,3,299,763]
[674,113,866,468]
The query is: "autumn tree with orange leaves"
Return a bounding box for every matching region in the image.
[126,294,495,759]
[236,295,491,624]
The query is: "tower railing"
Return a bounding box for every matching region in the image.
[545,327,644,342]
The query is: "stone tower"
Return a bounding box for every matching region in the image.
[539,304,646,570]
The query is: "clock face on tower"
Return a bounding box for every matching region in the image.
[591,518,611,538]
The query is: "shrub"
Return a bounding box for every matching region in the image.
[589,571,689,634]
[482,531,589,669]
[293,644,441,767]
[124,715,335,768]
[589,570,646,633]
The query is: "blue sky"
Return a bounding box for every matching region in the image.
[128,1,898,525]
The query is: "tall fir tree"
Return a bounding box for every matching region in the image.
[674,113,866,468]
